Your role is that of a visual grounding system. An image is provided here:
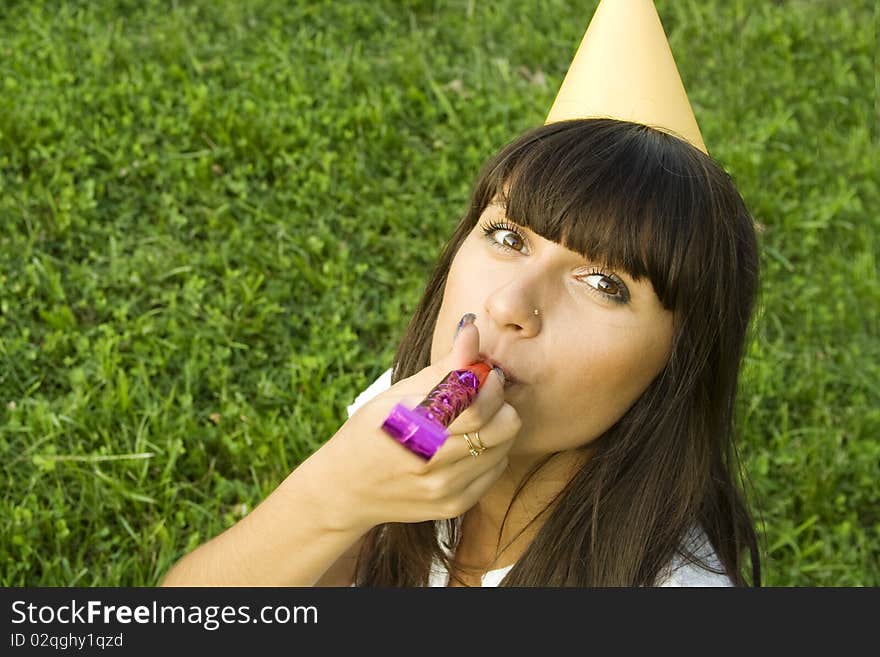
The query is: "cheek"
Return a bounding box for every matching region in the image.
[572,353,647,433]
[576,317,671,399]
[443,244,479,302]
[516,330,672,452]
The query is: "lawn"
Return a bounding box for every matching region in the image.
[0,0,876,586]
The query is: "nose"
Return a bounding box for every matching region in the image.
[484,280,543,337]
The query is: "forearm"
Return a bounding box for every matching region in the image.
[159,456,370,587]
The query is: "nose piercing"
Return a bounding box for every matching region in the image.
[533,308,540,316]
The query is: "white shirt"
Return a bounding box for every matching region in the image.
[347,367,733,587]
[428,520,731,587]
[346,367,394,419]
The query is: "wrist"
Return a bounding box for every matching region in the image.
[285,450,374,536]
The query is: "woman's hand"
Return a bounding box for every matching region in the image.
[309,320,521,533]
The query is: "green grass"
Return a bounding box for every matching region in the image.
[1,0,876,586]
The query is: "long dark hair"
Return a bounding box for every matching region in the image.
[354,118,762,586]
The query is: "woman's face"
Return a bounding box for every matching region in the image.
[431,200,675,456]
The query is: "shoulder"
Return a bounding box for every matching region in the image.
[346,367,394,418]
[655,526,734,587]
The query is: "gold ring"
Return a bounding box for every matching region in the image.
[463,432,485,458]
[472,431,485,451]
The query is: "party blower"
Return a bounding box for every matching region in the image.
[381,362,492,459]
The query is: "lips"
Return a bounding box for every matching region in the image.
[477,352,521,386]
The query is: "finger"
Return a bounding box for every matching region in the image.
[449,315,481,367]
[439,442,512,492]
[440,455,510,517]
[428,400,519,466]
[430,313,482,379]
[378,367,503,446]
[445,366,505,435]
[384,316,483,398]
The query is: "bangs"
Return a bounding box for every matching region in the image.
[477,119,716,310]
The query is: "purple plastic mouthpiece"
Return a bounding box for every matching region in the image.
[381,362,492,459]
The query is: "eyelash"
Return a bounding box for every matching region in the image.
[480,220,631,305]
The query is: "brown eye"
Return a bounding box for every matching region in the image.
[482,222,529,254]
[500,231,524,251]
[595,277,619,295]
[583,273,630,304]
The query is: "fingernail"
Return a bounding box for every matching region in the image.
[492,365,505,384]
[454,313,476,340]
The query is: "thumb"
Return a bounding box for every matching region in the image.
[445,312,480,371]
[392,313,488,399]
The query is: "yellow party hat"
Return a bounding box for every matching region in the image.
[545,0,708,155]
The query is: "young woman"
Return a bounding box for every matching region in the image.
[161,118,762,587]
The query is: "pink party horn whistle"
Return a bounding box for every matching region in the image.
[381,362,492,460]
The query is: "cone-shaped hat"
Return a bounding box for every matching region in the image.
[545,0,708,155]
